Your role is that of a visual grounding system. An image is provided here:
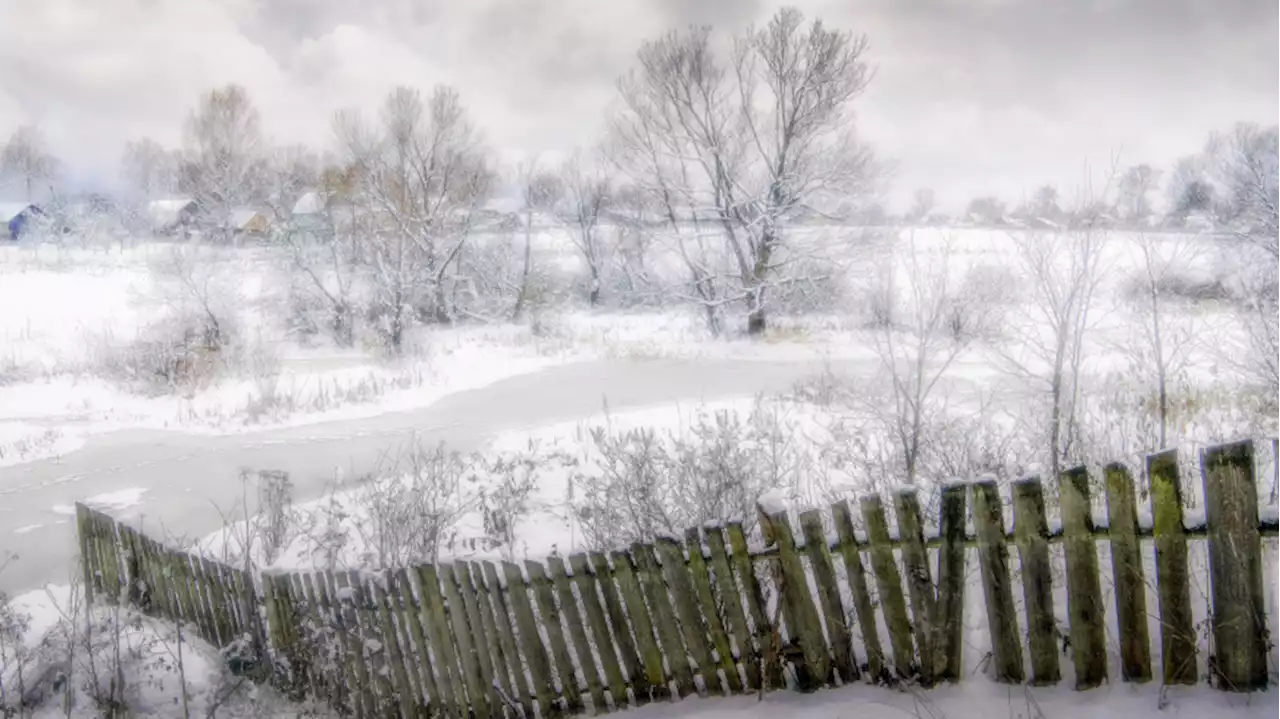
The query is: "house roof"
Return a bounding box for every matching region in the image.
[0,203,39,223]
[292,191,325,216]
[148,198,197,229]
[229,208,267,230]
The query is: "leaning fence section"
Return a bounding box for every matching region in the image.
[75,439,1279,718]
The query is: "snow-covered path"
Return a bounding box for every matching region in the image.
[0,357,861,594]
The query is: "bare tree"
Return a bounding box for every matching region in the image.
[868,234,982,484]
[1115,164,1161,225]
[1207,123,1279,259]
[120,138,176,200]
[965,196,1006,225]
[178,84,266,242]
[554,152,612,306]
[336,86,493,351]
[1031,185,1060,220]
[1125,232,1203,445]
[995,181,1109,477]
[1165,155,1214,225]
[908,188,935,224]
[607,7,878,334]
[512,159,561,320]
[1,125,60,201]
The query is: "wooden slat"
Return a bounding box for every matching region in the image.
[201,557,232,647]
[186,554,218,644]
[760,509,829,690]
[571,553,629,707]
[655,536,721,696]
[831,500,886,683]
[75,504,98,602]
[527,559,582,715]
[799,510,856,684]
[860,494,916,680]
[289,574,324,702]
[726,523,777,690]
[1201,441,1268,691]
[1103,462,1152,683]
[502,561,556,717]
[609,549,668,703]
[971,479,1023,684]
[418,564,466,715]
[703,529,759,692]
[685,528,745,694]
[392,568,439,709]
[1011,478,1060,686]
[455,562,500,714]
[332,572,377,717]
[471,562,520,716]
[1060,466,1108,689]
[548,555,607,712]
[632,542,695,698]
[484,561,535,717]
[1147,450,1196,685]
[167,549,198,639]
[440,564,489,718]
[933,484,967,683]
[313,572,356,715]
[894,490,935,687]
[370,573,418,717]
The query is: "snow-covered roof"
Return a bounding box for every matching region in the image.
[148,198,196,229]
[229,208,266,230]
[292,191,325,216]
[0,202,38,223]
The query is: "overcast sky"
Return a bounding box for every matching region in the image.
[0,0,1275,211]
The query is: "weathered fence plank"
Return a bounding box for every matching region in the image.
[469,562,517,715]
[633,542,695,698]
[529,559,583,714]
[290,573,325,702]
[571,553,629,707]
[972,479,1023,684]
[610,549,669,703]
[1060,466,1108,689]
[332,572,376,716]
[726,522,778,690]
[684,528,744,694]
[442,563,492,719]
[1103,462,1152,683]
[456,562,501,714]
[760,509,830,690]
[590,552,646,704]
[703,528,758,692]
[799,510,856,684]
[1147,450,1196,685]
[418,564,466,716]
[548,555,607,712]
[502,561,557,717]
[860,495,915,680]
[75,504,98,602]
[313,572,354,715]
[656,536,722,696]
[371,574,418,717]
[391,568,437,709]
[1201,441,1268,691]
[482,562,533,718]
[933,484,967,683]
[1011,478,1060,686]
[894,490,935,687]
[831,500,885,683]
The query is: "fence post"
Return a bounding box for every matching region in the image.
[1103,462,1152,683]
[1201,441,1268,691]
[894,489,935,687]
[799,510,857,684]
[860,494,916,680]
[971,479,1023,684]
[759,508,830,691]
[933,484,967,683]
[831,500,886,683]
[1011,478,1060,686]
[1147,449,1196,685]
[1059,466,1107,689]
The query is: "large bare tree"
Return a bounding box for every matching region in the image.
[335,86,493,351]
[607,7,877,334]
[1,125,60,201]
[179,84,267,241]
[120,137,176,201]
[554,152,612,306]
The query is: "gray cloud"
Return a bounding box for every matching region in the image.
[0,0,1273,210]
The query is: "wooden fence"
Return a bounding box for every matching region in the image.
[75,440,1278,718]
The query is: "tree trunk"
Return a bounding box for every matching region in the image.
[512,221,534,321]
[588,264,601,307]
[746,285,767,335]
